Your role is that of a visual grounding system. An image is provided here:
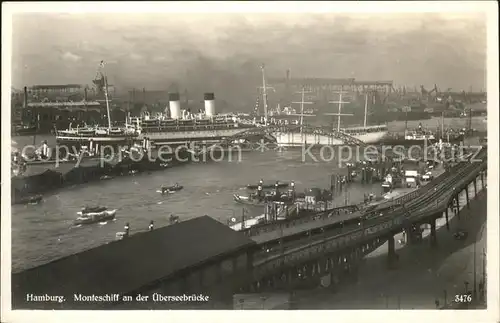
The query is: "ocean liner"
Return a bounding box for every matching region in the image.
[55,62,255,153]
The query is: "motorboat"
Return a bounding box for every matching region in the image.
[233,192,294,206]
[75,206,117,225]
[158,185,184,194]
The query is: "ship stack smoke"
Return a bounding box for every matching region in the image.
[169,93,181,119]
[23,86,28,109]
[204,93,215,117]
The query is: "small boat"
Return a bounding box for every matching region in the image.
[233,193,293,206]
[159,185,184,194]
[13,194,43,205]
[74,206,116,225]
[233,194,265,206]
[100,175,114,180]
[76,206,116,217]
[246,182,289,190]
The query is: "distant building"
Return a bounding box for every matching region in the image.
[12,83,126,133]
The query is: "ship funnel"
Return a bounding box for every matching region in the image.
[169,93,181,119]
[23,86,28,108]
[204,93,215,117]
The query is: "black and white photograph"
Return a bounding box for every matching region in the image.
[2,1,499,321]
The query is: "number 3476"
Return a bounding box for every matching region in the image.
[455,294,472,303]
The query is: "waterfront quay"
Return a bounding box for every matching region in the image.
[11,147,487,309]
[10,148,194,203]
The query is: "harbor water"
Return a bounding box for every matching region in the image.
[12,149,384,272]
[10,116,486,272]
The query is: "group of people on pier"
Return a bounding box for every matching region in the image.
[118,214,181,240]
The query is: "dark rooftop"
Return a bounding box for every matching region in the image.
[12,216,255,302]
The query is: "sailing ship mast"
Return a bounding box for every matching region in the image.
[96,60,112,130]
[325,86,353,131]
[260,64,269,126]
[259,64,275,126]
[291,87,314,136]
[364,92,368,128]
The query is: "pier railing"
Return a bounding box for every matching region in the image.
[240,157,476,240]
[223,124,367,147]
[241,203,361,238]
[248,158,486,282]
[245,148,486,246]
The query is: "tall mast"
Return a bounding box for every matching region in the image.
[98,60,112,130]
[441,110,444,139]
[261,64,268,125]
[364,92,368,128]
[324,86,352,131]
[300,88,306,128]
[291,87,314,136]
[260,64,274,126]
[337,91,343,131]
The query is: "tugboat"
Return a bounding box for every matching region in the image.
[74,206,117,225]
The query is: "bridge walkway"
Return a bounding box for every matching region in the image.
[250,209,361,245]
[223,124,366,147]
[251,151,486,268]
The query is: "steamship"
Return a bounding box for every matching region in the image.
[56,92,256,150]
[125,93,255,147]
[56,85,256,153]
[55,61,257,152]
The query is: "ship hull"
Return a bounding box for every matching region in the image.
[139,127,250,145]
[56,127,251,147]
[272,130,388,147]
[380,136,464,147]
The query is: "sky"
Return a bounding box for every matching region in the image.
[10,12,487,107]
